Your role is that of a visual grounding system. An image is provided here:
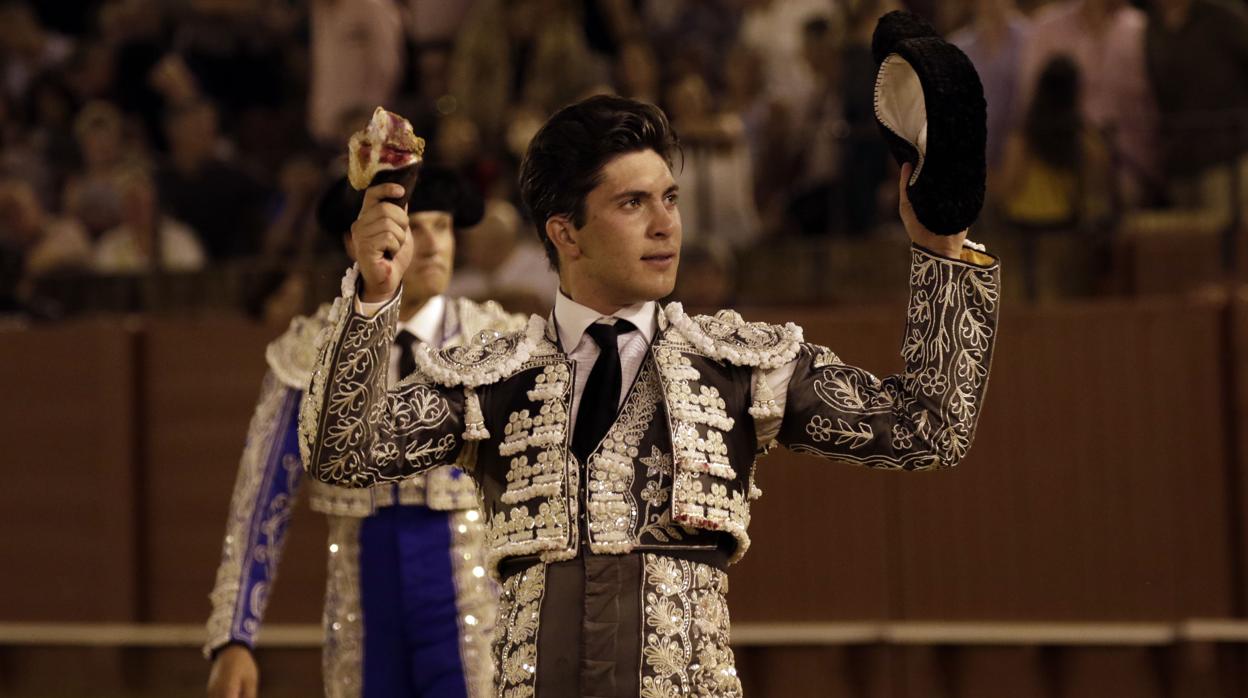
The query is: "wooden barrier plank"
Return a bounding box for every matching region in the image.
[141,316,327,624]
[1232,292,1248,614]
[729,306,901,623]
[0,321,138,622]
[893,300,1234,620]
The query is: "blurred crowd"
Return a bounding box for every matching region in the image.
[0,0,1245,320]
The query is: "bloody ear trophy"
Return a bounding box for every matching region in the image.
[348,106,427,211]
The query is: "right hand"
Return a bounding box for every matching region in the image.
[350,183,414,303]
[207,644,259,698]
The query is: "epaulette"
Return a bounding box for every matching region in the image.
[454,296,530,340]
[412,314,548,388]
[265,303,333,390]
[663,302,804,370]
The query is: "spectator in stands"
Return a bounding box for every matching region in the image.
[785,15,848,236]
[738,0,835,124]
[1019,0,1161,207]
[665,71,762,249]
[102,0,174,149]
[950,0,1032,173]
[722,41,789,228]
[0,1,74,104]
[1138,0,1248,236]
[997,56,1113,233]
[307,0,406,145]
[0,177,92,307]
[614,37,661,105]
[449,0,606,146]
[158,98,269,261]
[63,100,140,239]
[23,72,79,202]
[93,165,205,273]
[448,197,558,314]
[259,154,333,262]
[580,0,643,60]
[837,0,894,235]
[170,0,290,122]
[640,0,742,89]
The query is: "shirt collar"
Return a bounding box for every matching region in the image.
[398,295,446,346]
[553,289,656,352]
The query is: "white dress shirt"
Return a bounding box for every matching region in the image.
[388,295,446,385]
[552,290,657,439]
[363,289,795,448]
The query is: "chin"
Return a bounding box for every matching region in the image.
[405,272,449,296]
[633,280,676,303]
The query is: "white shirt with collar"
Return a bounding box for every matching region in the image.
[552,290,657,439]
[363,289,794,447]
[389,295,447,385]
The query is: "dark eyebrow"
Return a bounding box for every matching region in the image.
[613,184,680,203]
[613,190,651,203]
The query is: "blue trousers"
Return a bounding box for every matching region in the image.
[359,505,468,698]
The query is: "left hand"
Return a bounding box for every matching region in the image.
[899,162,967,259]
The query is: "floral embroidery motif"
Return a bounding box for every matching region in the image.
[304,296,464,487]
[414,315,547,388]
[585,359,662,552]
[636,446,692,544]
[787,246,999,470]
[493,566,545,698]
[640,554,741,697]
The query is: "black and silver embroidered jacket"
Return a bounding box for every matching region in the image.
[299,245,1000,577]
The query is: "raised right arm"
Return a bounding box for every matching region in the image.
[299,272,466,487]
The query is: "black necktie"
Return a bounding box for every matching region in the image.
[571,320,635,464]
[395,329,418,380]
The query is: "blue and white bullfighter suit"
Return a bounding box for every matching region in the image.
[205,294,526,697]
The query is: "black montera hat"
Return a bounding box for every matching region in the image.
[316,175,364,239]
[316,165,485,242]
[406,165,485,229]
[872,10,986,236]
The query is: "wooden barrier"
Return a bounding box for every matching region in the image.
[0,290,1246,695]
[140,316,328,625]
[0,321,140,623]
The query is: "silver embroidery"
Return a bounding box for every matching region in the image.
[493,565,545,698]
[205,375,300,656]
[485,361,575,577]
[652,345,753,561]
[449,508,499,697]
[787,246,998,470]
[586,359,662,552]
[323,515,363,698]
[640,554,741,697]
[266,304,332,390]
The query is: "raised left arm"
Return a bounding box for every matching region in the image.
[774,243,999,469]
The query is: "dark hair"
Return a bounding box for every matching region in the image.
[1024,56,1083,170]
[518,94,679,269]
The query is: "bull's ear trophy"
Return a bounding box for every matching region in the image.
[348,107,426,258]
